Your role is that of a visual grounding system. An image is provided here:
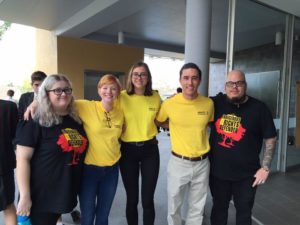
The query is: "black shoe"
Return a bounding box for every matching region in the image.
[71,210,81,223]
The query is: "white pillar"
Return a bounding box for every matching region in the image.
[184,0,212,96]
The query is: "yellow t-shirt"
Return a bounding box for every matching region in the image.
[156,93,214,157]
[75,100,124,166]
[119,90,161,142]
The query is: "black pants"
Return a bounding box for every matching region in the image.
[30,210,60,225]
[210,175,257,225]
[0,170,15,211]
[120,142,160,225]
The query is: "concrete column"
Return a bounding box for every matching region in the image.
[184,0,212,96]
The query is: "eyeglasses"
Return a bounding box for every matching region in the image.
[47,88,73,95]
[104,112,112,128]
[132,72,148,78]
[225,81,246,88]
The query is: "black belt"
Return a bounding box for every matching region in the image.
[122,138,157,147]
[171,151,208,162]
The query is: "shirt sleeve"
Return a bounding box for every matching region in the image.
[208,98,215,123]
[75,100,89,118]
[15,119,41,148]
[156,101,168,122]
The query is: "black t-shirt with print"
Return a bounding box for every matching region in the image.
[16,115,88,213]
[209,94,276,181]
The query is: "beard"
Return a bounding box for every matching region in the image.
[226,94,247,105]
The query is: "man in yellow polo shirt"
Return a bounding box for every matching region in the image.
[156,63,214,225]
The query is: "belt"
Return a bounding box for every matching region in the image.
[171,151,208,162]
[122,138,157,147]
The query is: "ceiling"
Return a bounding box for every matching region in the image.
[0,0,299,58]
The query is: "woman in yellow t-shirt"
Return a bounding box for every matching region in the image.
[76,75,124,225]
[119,61,161,225]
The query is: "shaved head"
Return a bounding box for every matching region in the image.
[225,70,247,104]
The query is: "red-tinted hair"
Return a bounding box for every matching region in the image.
[97,74,122,95]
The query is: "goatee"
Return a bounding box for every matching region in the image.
[226,94,247,105]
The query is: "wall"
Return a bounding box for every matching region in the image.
[57,37,144,99]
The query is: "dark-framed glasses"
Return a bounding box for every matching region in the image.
[132,72,148,78]
[225,81,246,88]
[104,112,112,128]
[47,88,73,95]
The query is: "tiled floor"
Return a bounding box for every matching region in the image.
[252,166,300,225]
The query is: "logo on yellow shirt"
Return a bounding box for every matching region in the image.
[197,111,208,115]
[149,107,157,111]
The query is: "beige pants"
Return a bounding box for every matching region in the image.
[167,155,210,225]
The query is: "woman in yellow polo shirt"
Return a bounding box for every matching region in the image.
[76,75,124,225]
[119,61,161,225]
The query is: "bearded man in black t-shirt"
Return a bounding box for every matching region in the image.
[209,70,277,225]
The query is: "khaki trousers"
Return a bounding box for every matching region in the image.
[167,155,210,225]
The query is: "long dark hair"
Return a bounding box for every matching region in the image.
[126,61,153,96]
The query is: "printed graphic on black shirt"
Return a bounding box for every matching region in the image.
[215,114,246,148]
[57,128,88,165]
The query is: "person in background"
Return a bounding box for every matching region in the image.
[6,89,18,104]
[16,74,88,225]
[156,62,214,225]
[0,99,18,225]
[76,74,124,225]
[176,87,182,93]
[18,71,47,120]
[119,61,161,225]
[209,70,277,225]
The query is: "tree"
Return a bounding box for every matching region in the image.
[0,21,11,40]
[20,79,32,93]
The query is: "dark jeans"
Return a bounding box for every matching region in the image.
[210,175,257,225]
[120,142,160,225]
[79,163,119,225]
